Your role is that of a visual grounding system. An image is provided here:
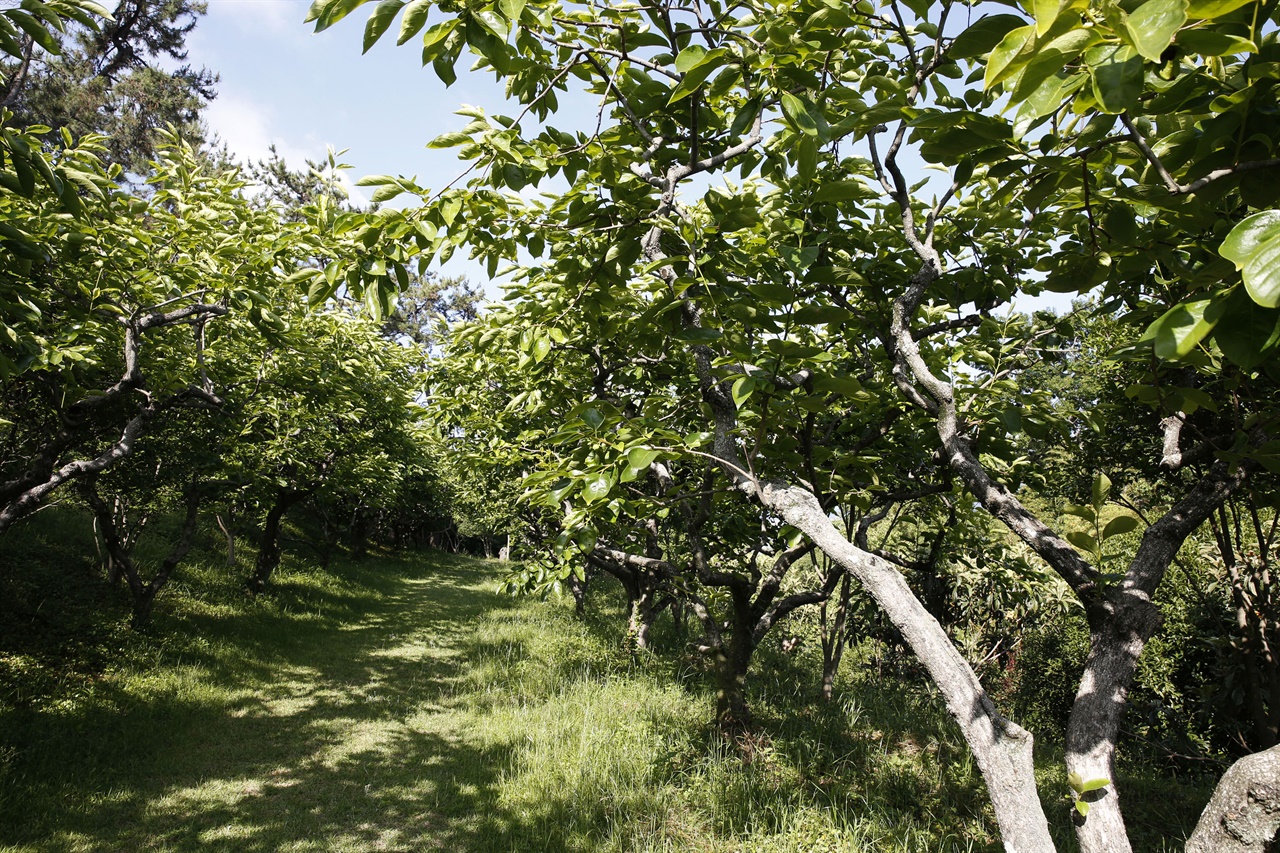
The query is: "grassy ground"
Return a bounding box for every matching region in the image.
[0,514,1216,852]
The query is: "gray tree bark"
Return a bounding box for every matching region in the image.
[759,481,1057,853]
[1185,744,1280,853]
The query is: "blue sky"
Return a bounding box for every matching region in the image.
[190,0,506,194]
[187,0,566,291]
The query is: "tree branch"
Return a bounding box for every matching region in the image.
[1121,113,1280,196]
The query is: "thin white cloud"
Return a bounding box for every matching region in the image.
[211,0,305,37]
[204,92,370,206]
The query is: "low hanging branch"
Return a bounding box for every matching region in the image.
[0,300,226,535]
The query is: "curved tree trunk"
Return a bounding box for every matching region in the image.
[759,481,1056,853]
[1063,461,1250,853]
[249,487,311,594]
[1065,604,1159,853]
[83,477,203,628]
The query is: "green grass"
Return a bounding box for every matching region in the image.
[0,513,1216,852]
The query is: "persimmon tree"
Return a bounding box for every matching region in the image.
[206,302,427,591]
[313,0,1280,849]
[0,1,412,540]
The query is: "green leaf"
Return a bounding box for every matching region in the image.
[673,327,722,343]
[1092,472,1112,510]
[1102,515,1140,538]
[1176,29,1256,55]
[308,0,371,33]
[684,431,713,448]
[582,473,613,503]
[1063,503,1096,522]
[797,137,817,182]
[1067,530,1099,553]
[675,44,707,72]
[812,180,873,202]
[1173,386,1218,416]
[1034,0,1060,36]
[363,0,404,52]
[1124,0,1188,61]
[706,190,763,231]
[730,96,763,138]
[397,0,431,44]
[499,0,526,25]
[428,131,471,148]
[950,13,1028,59]
[781,92,821,136]
[811,374,863,396]
[1147,298,1218,358]
[1208,287,1280,368]
[1042,252,1101,292]
[473,8,509,39]
[308,270,341,306]
[667,52,724,104]
[1009,32,1098,105]
[1075,800,1091,817]
[707,64,742,101]
[370,184,405,202]
[531,334,551,363]
[1088,43,1143,113]
[627,447,660,471]
[6,9,59,53]
[421,17,458,50]
[1078,776,1110,793]
[69,0,114,20]
[1186,0,1256,17]
[731,375,756,408]
[1104,204,1139,244]
[1220,211,1280,308]
[984,24,1034,90]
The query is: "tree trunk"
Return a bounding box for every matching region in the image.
[759,481,1056,853]
[567,567,588,615]
[83,478,203,628]
[349,508,369,560]
[627,584,659,650]
[1064,464,1250,853]
[1184,744,1280,853]
[250,488,310,594]
[714,629,754,731]
[821,573,851,702]
[1065,611,1155,853]
[216,509,236,566]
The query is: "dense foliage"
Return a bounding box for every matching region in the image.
[0,2,457,624]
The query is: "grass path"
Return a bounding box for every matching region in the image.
[2,551,615,852]
[1,542,1217,852]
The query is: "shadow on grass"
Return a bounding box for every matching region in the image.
[0,529,1209,853]
[0,550,580,852]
